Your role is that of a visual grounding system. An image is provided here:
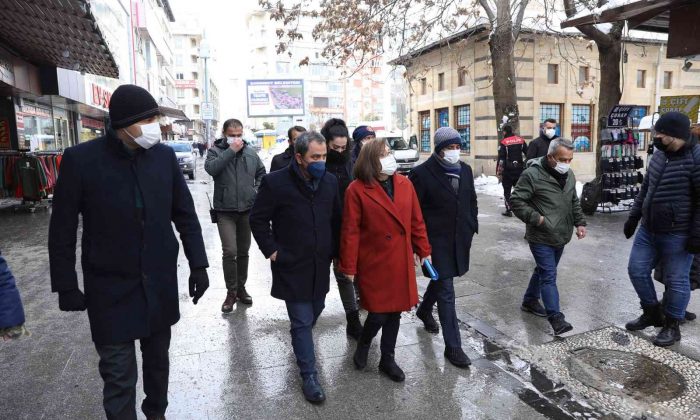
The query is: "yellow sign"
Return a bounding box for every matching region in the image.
[659,95,700,123]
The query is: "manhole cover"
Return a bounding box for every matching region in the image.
[568,348,686,403]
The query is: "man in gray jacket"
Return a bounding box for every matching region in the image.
[205,119,266,312]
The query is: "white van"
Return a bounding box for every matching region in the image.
[376,130,420,173]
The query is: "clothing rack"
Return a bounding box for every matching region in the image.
[0,150,63,212]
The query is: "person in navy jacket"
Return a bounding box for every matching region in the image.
[48,84,209,420]
[250,131,341,404]
[409,126,478,368]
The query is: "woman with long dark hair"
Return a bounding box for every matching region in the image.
[320,118,363,339]
[340,139,432,382]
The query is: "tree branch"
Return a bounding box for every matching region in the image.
[562,0,612,47]
[478,0,496,23]
[513,0,529,39]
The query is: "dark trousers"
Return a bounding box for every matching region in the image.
[418,278,461,348]
[361,312,401,355]
[94,328,171,420]
[285,298,326,378]
[217,211,252,293]
[0,250,25,329]
[502,171,521,211]
[333,261,359,313]
[524,243,564,317]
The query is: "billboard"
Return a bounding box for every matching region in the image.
[247,79,305,117]
[659,95,700,123]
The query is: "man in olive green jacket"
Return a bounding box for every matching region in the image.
[510,138,587,336]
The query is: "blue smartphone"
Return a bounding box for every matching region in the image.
[422,259,439,281]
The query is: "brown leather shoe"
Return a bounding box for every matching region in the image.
[238,287,253,305]
[221,291,237,313]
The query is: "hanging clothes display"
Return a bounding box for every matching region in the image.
[0,152,62,201]
[598,126,643,211]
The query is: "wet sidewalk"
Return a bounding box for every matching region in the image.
[2,163,700,419]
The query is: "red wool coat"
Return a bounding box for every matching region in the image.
[339,175,432,313]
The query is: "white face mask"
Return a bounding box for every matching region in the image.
[554,162,570,174]
[544,128,556,139]
[443,149,461,164]
[125,122,161,149]
[380,155,397,176]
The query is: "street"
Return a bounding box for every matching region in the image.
[2,158,700,419]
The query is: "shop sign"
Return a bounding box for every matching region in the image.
[659,95,700,123]
[91,84,113,110]
[0,118,11,150]
[81,115,105,130]
[21,104,52,118]
[175,80,197,89]
[607,105,635,128]
[201,102,214,120]
[15,113,24,129]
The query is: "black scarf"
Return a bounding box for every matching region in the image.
[544,162,568,190]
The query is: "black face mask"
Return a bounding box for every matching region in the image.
[327,149,349,164]
[653,137,667,152]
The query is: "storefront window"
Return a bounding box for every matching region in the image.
[454,105,471,154]
[79,115,105,142]
[17,101,57,151]
[539,103,562,137]
[631,106,649,150]
[571,104,593,152]
[419,111,431,152]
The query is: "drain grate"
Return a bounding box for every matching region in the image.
[532,327,700,419]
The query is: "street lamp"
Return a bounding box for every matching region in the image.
[198,39,212,146]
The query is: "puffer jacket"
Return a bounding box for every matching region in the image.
[205,138,266,211]
[630,144,700,235]
[510,157,586,247]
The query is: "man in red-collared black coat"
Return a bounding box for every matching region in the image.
[497,124,528,217]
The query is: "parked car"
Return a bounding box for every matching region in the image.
[164,141,196,180]
[377,131,420,174]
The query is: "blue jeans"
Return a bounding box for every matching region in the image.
[418,277,461,348]
[0,250,25,329]
[523,243,564,317]
[285,298,325,378]
[628,225,692,319]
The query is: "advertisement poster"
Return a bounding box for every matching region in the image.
[659,95,700,123]
[247,79,305,117]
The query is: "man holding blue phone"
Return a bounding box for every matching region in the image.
[409,126,478,368]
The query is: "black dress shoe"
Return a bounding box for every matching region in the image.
[686,310,697,321]
[301,375,326,404]
[444,347,471,368]
[378,354,405,382]
[416,308,439,334]
[548,313,573,336]
[237,287,253,305]
[654,318,681,347]
[521,300,547,317]
[502,210,513,217]
[353,342,371,370]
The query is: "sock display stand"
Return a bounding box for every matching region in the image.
[597,120,645,213]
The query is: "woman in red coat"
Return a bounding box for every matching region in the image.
[340,139,432,382]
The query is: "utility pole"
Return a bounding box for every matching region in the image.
[199,38,212,146]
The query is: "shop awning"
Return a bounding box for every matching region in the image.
[0,0,119,78]
[160,106,189,121]
[560,0,687,30]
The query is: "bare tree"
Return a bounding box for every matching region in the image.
[260,0,531,136]
[562,0,624,177]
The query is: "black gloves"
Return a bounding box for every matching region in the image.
[189,268,210,305]
[624,218,639,239]
[688,237,700,254]
[58,289,87,311]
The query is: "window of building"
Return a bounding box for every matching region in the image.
[194,105,200,114]
[547,64,559,84]
[176,73,184,80]
[192,72,199,80]
[276,61,290,74]
[579,66,589,84]
[436,108,449,128]
[328,82,343,93]
[631,106,649,150]
[637,70,646,88]
[193,88,199,98]
[191,55,198,64]
[457,67,467,87]
[313,97,329,108]
[174,37,183,48]
[438,72,445,91]
[454,105,471,154]
[175,55,183,66]
[190,38,197,48]
[663,71,673,89]
[419,111,431,152]
[539,103,562,136]
[177,88,185,98]
[571,105,593,152]
[420,78,427,95]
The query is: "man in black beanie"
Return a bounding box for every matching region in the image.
[624,111,700,347]
[49,84,210,420]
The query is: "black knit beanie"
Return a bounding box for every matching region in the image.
[109,84,161,129]
[654,111,691,141]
